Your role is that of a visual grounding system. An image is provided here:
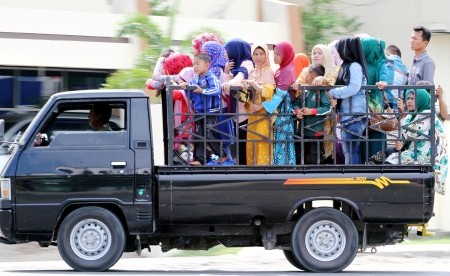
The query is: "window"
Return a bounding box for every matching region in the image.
[34,101,126,147]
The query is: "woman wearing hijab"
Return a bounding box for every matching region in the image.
[270,41,297,165]
[159,53,193,164]
[359,36,389,158]
[294,44,338,86]
[172,67,196,141]
[293,53,310,79]
[241,43,276,165]
[223,38,254,165]
[385,89,448,194]
[329,36,368,165]
[292,44,339,164]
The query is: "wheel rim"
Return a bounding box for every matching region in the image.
[304,220,346,262]
[70,219,112,260]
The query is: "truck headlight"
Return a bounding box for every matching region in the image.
[0,178,11,200]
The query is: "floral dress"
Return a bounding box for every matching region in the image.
[273,94,296,165]
[385,111,448,194]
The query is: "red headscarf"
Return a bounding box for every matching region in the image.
[163,53,193,75]
[294,53,310,79]
[274,41,296,91]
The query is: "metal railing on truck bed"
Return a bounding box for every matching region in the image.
[163,84,438,169]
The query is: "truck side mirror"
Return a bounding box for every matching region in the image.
[0,119,4,141]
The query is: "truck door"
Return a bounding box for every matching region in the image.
[14,100,135,233]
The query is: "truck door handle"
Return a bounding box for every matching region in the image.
[111,161,127,168]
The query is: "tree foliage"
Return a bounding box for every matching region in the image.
[302,0,362,53]
[150,0,176,16]
[104,8,222,93]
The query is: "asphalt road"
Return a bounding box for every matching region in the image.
[0,242,449,275]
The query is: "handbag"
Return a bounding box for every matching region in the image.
[369,93,398,132]
[370,113,397,131]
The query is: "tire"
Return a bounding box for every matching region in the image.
[283,249,306,271]
[291,207,358,272]
[57,207,125,271]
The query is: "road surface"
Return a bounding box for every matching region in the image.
[0,242,449,275]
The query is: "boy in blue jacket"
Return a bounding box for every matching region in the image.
[180,53,224,165]
[293,64,331,164]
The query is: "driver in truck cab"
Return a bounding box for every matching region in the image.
[89,103,112,131]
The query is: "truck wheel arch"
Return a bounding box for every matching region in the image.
[53,203,128,241]
[286,197,363,222]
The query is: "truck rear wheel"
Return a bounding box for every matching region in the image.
[57,207,125,271]
[290,207,358,272]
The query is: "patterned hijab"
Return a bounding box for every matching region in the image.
[192,33,222,55]
[201,41,227,79]
[273,41,295,91]
[294,53,310,79]
[224,38,253,79]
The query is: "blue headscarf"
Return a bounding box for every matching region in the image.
[224,38,253,79]
[201,41,227,79]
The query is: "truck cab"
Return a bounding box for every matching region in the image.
[0,90,155,242]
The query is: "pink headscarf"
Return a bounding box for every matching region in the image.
[273,41,295,91]
[178,67,195,83]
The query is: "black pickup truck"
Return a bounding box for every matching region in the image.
[0,88,437,273]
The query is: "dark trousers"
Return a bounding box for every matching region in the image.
[194,115,221,164]
[231,120,248,165]
[304,136,324,164]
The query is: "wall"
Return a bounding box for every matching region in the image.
[0,7,138,69]
[336,0,450,112]
[0,0,111,13]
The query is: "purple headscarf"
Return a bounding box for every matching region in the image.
[201,41,227,79]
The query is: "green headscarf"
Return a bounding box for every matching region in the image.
[361,37,387,113]
[405,88,431,116]
[360,37,387,85]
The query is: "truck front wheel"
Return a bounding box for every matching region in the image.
[290,207,358,272]
[57,207,125,271]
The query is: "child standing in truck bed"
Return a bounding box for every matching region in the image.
[180,53,224,165]
[293,64,331,164]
